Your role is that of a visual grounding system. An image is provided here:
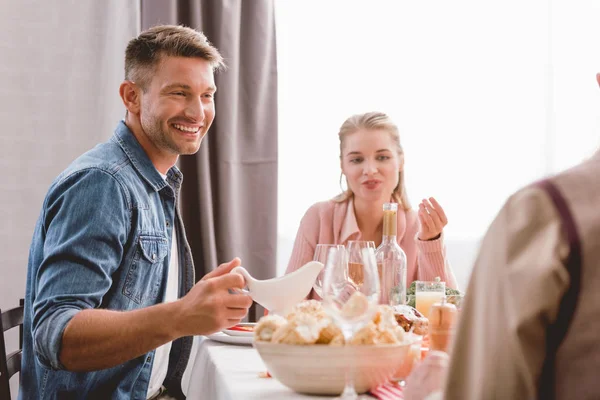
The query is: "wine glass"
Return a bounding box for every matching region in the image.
[312,244,345,298]
[322,246,380,399]
[346,240,376,288]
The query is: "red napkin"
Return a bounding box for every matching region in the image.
[369,382,404,400]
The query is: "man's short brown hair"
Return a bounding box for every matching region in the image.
[125,25,225,90]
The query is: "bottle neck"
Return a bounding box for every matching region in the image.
[382,209,397,238]
[381,234,397,245]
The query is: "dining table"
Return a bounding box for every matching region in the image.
[182,335,382,399]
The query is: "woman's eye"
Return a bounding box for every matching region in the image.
[350,158,363,164]
[377,155,390,161]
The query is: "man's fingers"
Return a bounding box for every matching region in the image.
[202,257,242,281]
[225,307,251,320]
[227,318,244,326]
[224,292,254,309]
[212,271,247,290]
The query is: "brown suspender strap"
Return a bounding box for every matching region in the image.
[536,179,582,400]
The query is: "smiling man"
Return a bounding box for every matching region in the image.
[20,25,253,400]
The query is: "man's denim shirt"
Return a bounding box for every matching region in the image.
[20,121,196,399]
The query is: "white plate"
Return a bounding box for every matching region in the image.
[207,332,253,345]
[223,323,256,337]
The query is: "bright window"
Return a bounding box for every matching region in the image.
[275,0,600,285]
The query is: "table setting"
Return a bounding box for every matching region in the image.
[187,241,464,400]
[206,323,256,345]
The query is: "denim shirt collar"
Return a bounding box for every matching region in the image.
[112,121,183,193]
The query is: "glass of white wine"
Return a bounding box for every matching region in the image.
[345,240,376,288]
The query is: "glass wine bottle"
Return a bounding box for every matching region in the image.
[375,202,407,306]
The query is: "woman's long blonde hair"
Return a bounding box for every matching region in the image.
[334,112,411,210]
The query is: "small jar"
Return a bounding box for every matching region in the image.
[428,298,458,352]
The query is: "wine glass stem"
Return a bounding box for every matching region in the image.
[340,329,358,399]
[341,371,358,399]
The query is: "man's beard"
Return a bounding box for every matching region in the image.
[142,114,200,155]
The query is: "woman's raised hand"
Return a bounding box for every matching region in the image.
[417,197,448,241]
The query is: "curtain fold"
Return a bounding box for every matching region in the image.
[141,0,278,320]
[0,2,140,396]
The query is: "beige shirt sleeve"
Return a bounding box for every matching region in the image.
[444,186,570,399]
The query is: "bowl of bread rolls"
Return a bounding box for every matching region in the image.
[253,300,422,395]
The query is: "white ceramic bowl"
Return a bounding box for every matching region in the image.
[253,335,421,395]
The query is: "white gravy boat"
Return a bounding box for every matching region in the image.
[231,261,324,316]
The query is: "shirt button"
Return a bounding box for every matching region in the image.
[166,221,170,227]
[152,254,157,261]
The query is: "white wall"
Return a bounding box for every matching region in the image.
[275,0,600,288]
[0,1,139,395]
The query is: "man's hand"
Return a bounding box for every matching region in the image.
[58,258,252,371]
[201,257,243,281]
[175,258,253,336]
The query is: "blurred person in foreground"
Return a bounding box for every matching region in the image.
[443,74,600,399]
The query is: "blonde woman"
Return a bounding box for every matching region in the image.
[286,112,457,298]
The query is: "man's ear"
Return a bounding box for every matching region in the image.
[119,81,141,115]
[596,73,600,88]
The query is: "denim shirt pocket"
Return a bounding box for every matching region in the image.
[123,235,168,305]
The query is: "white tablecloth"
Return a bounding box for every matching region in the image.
[183,336,340,400]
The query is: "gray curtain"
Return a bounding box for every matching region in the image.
[0,1,140,396]
[141,0,278,319]
[1,0,139,309]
